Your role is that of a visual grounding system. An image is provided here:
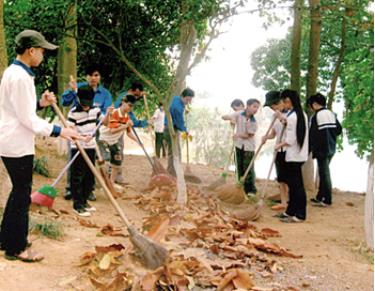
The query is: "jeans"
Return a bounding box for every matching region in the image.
[285,161,307,220]
[316,155,333,204]
[0,155,33,256]
[235,147,257,194]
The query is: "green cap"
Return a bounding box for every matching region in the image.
[15,30,58,51]
[264,91,281,107]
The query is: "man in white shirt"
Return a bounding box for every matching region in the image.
[0,30,81,262]
[152,103,166,158]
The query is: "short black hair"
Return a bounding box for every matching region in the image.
[121,94,137,105]
[181,88,194,97]
[85,64,101,76]
[307,93,327,107]
[15,45,29,55]
[230,99,244,109]
[77,85,95,106]
[246,98,260,106]
[130,81,144,92]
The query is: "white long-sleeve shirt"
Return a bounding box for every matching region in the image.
[284,111,308,162]
[152,108,165,133]
[0,62,55,157]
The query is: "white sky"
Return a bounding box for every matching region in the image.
[184,4,368,192]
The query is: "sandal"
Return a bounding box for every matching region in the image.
[5,248,44,262]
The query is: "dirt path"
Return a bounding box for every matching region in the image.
[0,140,373,291]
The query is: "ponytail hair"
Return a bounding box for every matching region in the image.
[280,89,306,148]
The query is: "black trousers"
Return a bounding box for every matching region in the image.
[285,161,307,220]
[316,155,333,204]
[155,132,166,159]
[0,155,34,256]
[70,149,96,209]
[235,147,257,194]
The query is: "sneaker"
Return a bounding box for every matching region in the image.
[84,203,96,212]
[73,207,91,217]
[280,216,304,223]
[88,192,97,202]
[64,190,72,200]
[312,201,331,207]
[273,212,289,219]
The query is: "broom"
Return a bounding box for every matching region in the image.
[31,117,105,208]
[215,116,278,203]
[131,127,168,176]
[51,102,168,269]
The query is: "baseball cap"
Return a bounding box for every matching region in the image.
[15,30,58,51]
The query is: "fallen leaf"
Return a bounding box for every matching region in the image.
[346,202,354,207]
[140,268,164,291]
[95,244,125,253]
[90,276,106,289]
[98,254,111,270]
[232,269,254,289]
[76,217,99,228]
[260,228,281,238]
[145,215,170,242]
[100,224,126,237]
[77,251,96,266]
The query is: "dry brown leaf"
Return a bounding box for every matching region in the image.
[90,276,106,289]
[100,224,126,237]
[76,217,99,228]
[260,228,281,238]
[95,244,125,254]
[106,273,131,291]
[232,270,254,289]
[145,215,170,242]
[140,268,164,291]
[98,254,111,270]
[59,209,70,215]
[77,251,96,266]
[248,238,302,258]
[217,269,238,290]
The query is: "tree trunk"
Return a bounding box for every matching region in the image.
[167,8,197,205]
[0,0,8,78]
[365,149,374,250]
[57,1,77,103]
[303,0,322,192]
[327,14,346,110]
[290,0,303,92]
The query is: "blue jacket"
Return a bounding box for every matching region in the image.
[164,96,186,132]
[61,82,112,115]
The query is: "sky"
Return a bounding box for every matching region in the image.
[183,3,369,193]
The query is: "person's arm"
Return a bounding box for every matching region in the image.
[261,128,276,144]
[275,115,296,150]
[129,111,148,128]
[126,130,138,143]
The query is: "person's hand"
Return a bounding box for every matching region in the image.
[69,75,77,92]
[82,135,93,143]
[126,119,134,128]
[39,90,56,107]
[106,105,114,115]
[261,135,268,144]
[59,127,83,141]
[274,143,285,151]
[147,119,154,125]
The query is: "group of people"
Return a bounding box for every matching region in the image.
[222,89,342,223]
[0,29,342,264]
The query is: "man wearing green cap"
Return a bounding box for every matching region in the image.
[0,30,82,262]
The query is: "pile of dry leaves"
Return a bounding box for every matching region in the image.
[77,182,302,290]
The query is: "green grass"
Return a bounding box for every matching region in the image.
[29,218,64,240]
[33,157,50,177]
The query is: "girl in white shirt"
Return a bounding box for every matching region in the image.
[275,89,308,223]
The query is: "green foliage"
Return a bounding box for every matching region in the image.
[30,218,64,240]
[33,157,49,177]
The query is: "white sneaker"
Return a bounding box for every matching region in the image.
[84,204,96,212]
[74,208,91,217]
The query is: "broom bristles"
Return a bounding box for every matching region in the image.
[128,226,168,269]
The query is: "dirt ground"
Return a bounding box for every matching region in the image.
[0,137,373,291]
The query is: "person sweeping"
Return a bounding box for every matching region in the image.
[222,98,260,198]
[0,30,82,262]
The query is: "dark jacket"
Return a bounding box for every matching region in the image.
[309,108,342,159]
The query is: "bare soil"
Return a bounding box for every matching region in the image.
[0,137,373,291]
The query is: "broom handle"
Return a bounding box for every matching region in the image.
[131,126,156,171]
[51,103,133,229]
[50,117,105,188]
[240,116,277,183]
[259,123,287,200]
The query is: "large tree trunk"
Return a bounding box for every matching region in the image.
[365,149,374,250]
[57,1,77,103]
[168,7,197,205]
[327,13,346,110]
[304,0,322,192]
[0,0,8,78]
[290,0,303,92]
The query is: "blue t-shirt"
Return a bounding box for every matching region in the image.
[164,96,186,132]
[61,82,112,115]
